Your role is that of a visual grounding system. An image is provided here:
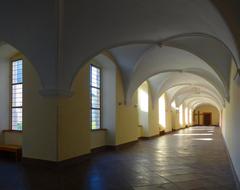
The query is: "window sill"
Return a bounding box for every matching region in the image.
[91,128,107,132]
[2,130,23,133]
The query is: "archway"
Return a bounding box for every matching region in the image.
[0,41,55,161]
[193,104,220,126]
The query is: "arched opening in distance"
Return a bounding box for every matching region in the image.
[193,104,220,126]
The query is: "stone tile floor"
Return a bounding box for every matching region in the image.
[0,126,237,190]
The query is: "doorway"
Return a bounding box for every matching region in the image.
[203,112,212,126]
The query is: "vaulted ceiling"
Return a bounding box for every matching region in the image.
[68,0,239,110]
[0,0,239,103]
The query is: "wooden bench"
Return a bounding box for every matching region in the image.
[0,144,22,161]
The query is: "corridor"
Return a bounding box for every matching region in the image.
[0,126,237,190]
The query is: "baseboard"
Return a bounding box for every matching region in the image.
[139,133,161,140]
[22,157,59,168]
[140,127,188,138]
[22,153,91,168]
[192,125,219,127]
[112,140,139,150]
[164,130,173,135]
[172,128,183,132]
[91,140,139,153]
[91,146,109,153]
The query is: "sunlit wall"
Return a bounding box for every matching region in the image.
[138,89,148,112]
[159,94,166,128]
[189,108,193,125]
[185,107,189,125]
[179,104,183,127]
[171,101,178,110]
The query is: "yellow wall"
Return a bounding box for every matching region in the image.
[194,105,219,125]
[165,94,173,132]
[58,60,141,160]
[171,109,180,130]
[116,70,139,144]
[222,61,240,181]
[137,82,160,137]
[58,63,91,161]
[91,130,107,149]
[148,89,160,136]
[179,104,185,128]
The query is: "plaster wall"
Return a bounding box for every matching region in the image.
[4,132,22,145]
[23,56,58,161]
[148,90,160,137]
[58,64,91,161]
[222,61,240,182]
[0,1,58,89]
[91,130,107,149]
[137,82,151,137]
[171,109,181,130]
[165,94,173,132]
[0,58,9,143]
[116,70,139,145]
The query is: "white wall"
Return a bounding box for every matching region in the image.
[222,60,240,181]
[94,56,117,145]
[0,58,9,143]
[138,82,150,137]
[4,131,22,145]
[91,130,106,149]
[23,57,58,161]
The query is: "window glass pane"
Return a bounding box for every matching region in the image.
[91,66,100,88]
[12,60,23,84]
[91,88,100,109]
[91,109,100,130]
[12,108,22,131]
[12,60,23,131]
[90,65,101,130]
[12,84,23,107]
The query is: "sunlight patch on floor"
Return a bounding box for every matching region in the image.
[174,133,213,136]
[192,138,213,141]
